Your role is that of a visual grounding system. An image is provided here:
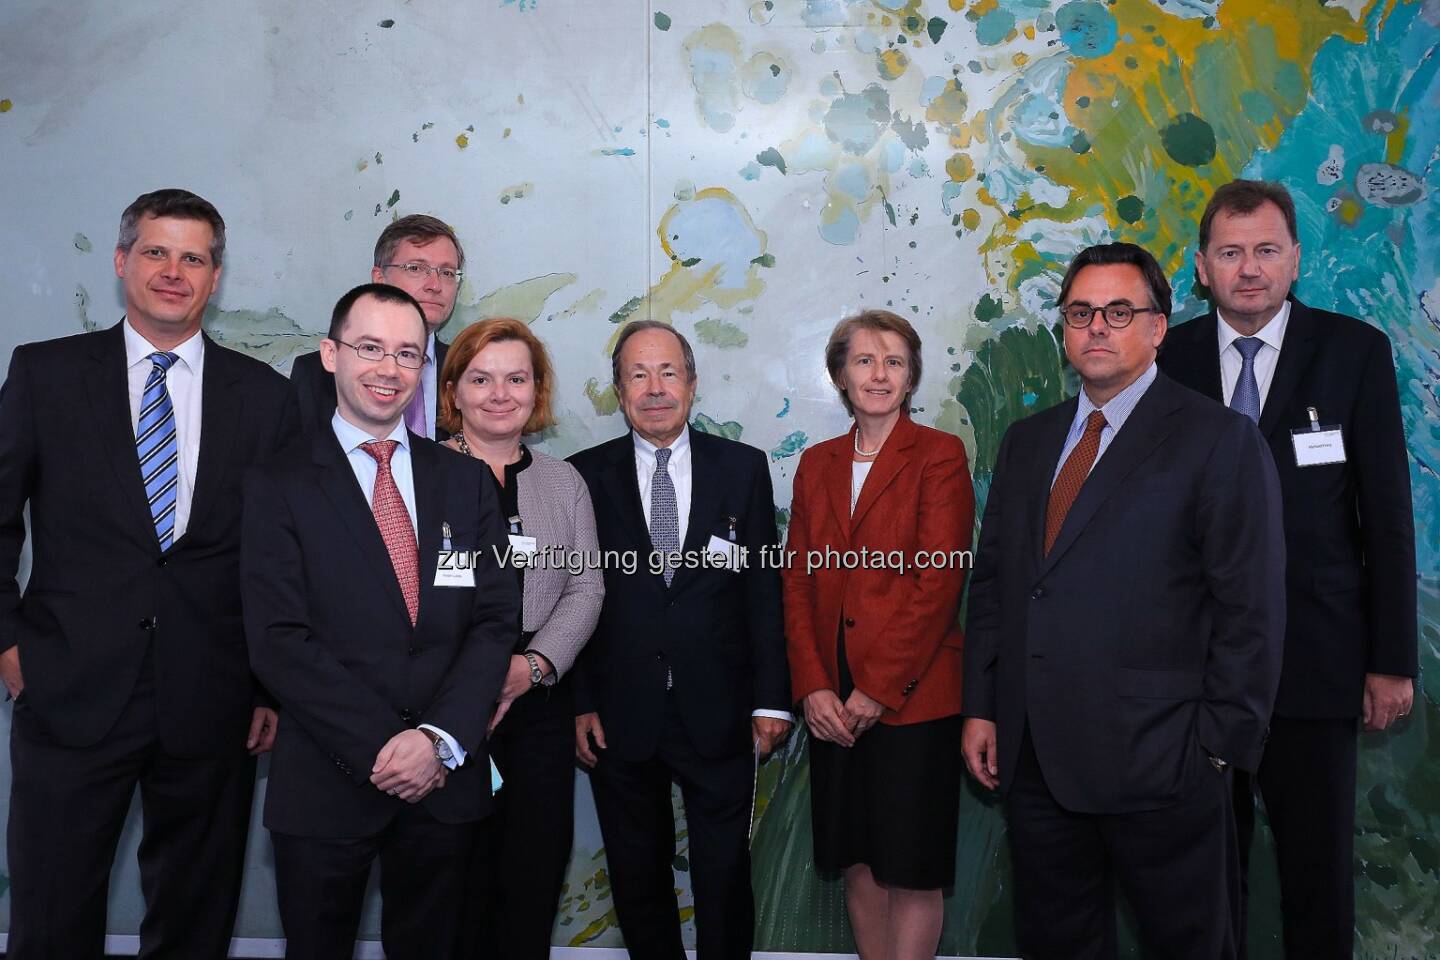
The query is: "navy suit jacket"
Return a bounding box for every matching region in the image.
[567,429,790,762]
[0,323,295,754]
[964,372,1286,814]
[242,429,517,837]
[1158,298,1417,717]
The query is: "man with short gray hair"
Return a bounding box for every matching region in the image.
[568,320,791,960]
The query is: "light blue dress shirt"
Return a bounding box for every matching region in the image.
[1052,362,1159,487]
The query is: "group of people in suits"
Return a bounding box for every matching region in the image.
[0,174,1417,960]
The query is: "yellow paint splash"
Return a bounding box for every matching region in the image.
[455,132,470,150]
[946,153,975,181]
[962,208,982,231]
[878,48,910,80]
[0,99,12,113]
[1385,110,1410,165]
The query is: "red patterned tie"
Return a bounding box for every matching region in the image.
[1044,411,1107,556]
[361,440,420,626]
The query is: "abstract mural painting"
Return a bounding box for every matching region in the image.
[0,0,1435,955]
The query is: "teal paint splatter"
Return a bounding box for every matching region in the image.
[975,293,1003,322]
[692,413,743,440]
[598,148,637,157]
[1239,91,1274,125]
[770,431,809,461]
[1055,1,1117,59]
[654,11,671,30]
[386,189,400,208]
[975,8,1016,46]
[751,253,777,267]
[1116,195,1144,223]
[823,84,892,156]
[756,147,787,174]
[655,118,671,128]
[72,233,91,252]
[927,16,948,44]
[378,18,395,28]
[776,398,791,418]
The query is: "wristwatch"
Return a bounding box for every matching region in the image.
[524,651,545,688]
[420,728,454,764]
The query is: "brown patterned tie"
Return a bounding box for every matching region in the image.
[1044,410,1107,556]
[361,440,420,626]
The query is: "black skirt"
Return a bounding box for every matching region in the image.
[809,625,963,890]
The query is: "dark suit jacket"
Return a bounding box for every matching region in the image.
[0,322,296,755]
[290,338,451,441]
[568,429,790,762]
[241,430,518,837]
[1158,299,1417,717]
[963,372,1286,814]
[784,414,973,725]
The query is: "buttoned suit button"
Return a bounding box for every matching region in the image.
[1031,586,1046,600]
[845,617,856,628]
[138,617,155,630]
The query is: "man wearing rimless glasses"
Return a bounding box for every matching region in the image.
[292,214,466,440]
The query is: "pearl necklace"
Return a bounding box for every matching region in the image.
[853,429,883,458]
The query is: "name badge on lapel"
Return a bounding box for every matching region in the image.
[435,521,476,587]
[707,517,744,572]
[1291,407,1346,467]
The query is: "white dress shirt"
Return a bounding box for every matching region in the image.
[632,427,790,724]
[1217,300,1290,412]
[331,410,463,769]
[124,320,203,542]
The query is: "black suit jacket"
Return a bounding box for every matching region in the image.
[964,373,1286,814]
[290,338,451,441]
[241,430,518,838]
[0,322,296,755]
[567,429,790,762]
[1158,298,1418,717]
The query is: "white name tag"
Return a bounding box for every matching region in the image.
[706,534,744,572]
[507,534,538,559]
[434,551,476,588]
[1292,427,1346,467]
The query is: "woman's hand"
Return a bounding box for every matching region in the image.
[843,688,885,738]
[803,689,856,747]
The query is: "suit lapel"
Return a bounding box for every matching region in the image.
[182,335,239,544]
[1039,378,1180,577]
[599,435,666,591]
[1258,299,1316,440]
[313,432,412,625]
[1027,398,1077,569]
[668,431,717,593]
[1170,313,1224,402]
[411,437,443,631]
[826,435,853,547]
[86,324,154,539]
[850,415,919,531]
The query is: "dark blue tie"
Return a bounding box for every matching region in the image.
[1230,337,1263,424]
[136,352,180,549]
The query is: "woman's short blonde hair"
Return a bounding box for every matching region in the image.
[823,309,923,415]
[438,317,557,436]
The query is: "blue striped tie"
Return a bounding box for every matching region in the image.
[136,352,180,550]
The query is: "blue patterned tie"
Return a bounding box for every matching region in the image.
[650,447,679,587]
[1230,337,1263,424]
[136,352,180,550]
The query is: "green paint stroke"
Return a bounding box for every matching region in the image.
[73,233,92,252]
[770,430,808,461]
[584,379,620,416]
[974,293,1004,323]
[955,325,1066,478]
[927,16,948,44]
[694,317,749,348]
[1159,113,1216,167]
[386,189,400,208]
[692,413,743,440]
[609,295,644,324]
[654,10,671,30]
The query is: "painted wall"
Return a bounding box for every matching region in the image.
[0,0,1435,955]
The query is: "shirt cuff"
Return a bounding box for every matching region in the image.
[752,709,793,722]
[418,724,466,770]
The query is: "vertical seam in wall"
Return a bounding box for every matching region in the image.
[645,0,654,320]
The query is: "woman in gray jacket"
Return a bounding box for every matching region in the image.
[440,317,604,959]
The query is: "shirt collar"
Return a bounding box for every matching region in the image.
[1076,361,1157,434]
[123,318,204,372]
[330,409,411,456]
[424,331,437,367]
[1216,299,1290,355]
[632,425,691,464]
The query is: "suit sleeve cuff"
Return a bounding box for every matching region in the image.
[418,724,466,770]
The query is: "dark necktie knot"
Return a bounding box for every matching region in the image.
[361,439,399,467]
[655,446,672,469]
[1082,410,1107,436]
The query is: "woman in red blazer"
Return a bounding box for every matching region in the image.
[784,309,975,959]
